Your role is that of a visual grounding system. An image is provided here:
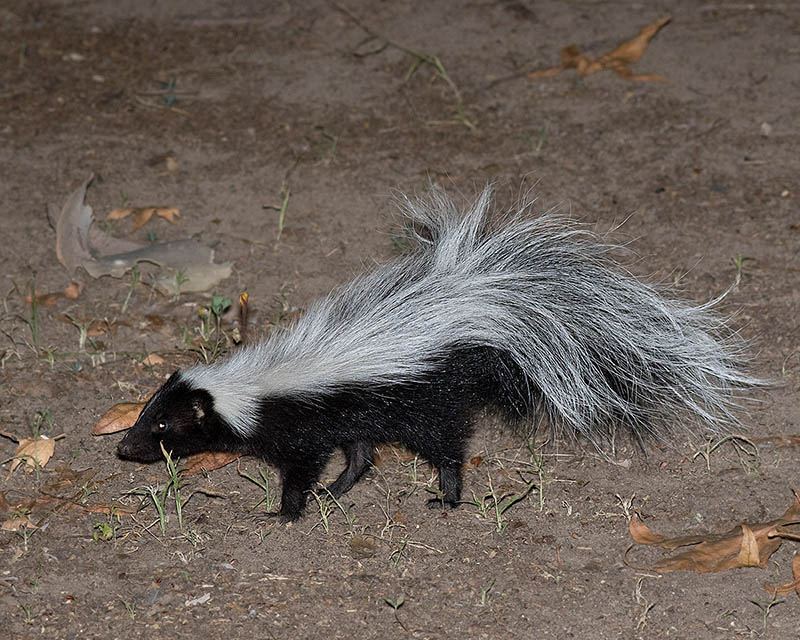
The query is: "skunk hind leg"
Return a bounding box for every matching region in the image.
[326,441,374,498]
[427,458,463,509]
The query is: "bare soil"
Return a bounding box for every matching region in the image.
[1,1,798,638]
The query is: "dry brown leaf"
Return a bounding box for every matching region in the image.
[132,207,155,231]
[141,354,165,366]
[600,15,671,65]
[764,553,800,597]
[2,516,36,531]
[9,437,56,475]
[626,494,800,573]
[107,208,135,220]
[629,513,710,548]
[24,291,59,306]
[108,206,179,229]
[529,15,670,82]
[64,281,83,299]
[155,207,179,223]
[737,524,762,567]
[182,452,241,476]
[92,402,145,435]
[796,553,800,598]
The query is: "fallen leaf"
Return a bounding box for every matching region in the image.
[155,207,179,223]
[737,524,762,567]
[182,452,241,476]
[796,553,800,598]
[349,534,377,559]
[92,402,145,435]
[9,437,56,475]
[108,206,179,229]
[107,208,135,221]
[132,207,155,231]
[764,553,800,597]
[24,291,59,306]
[64,281,83,299]
[529,15,671,82]
[2,517,36,531]
[626,493,800,573]
[141,353,165,366]
[50,177,231,290]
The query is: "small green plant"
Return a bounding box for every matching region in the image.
[384,595,408,631]
[13,522,37,553]
[310,488,355,533]
[19,604,37,625]
[692,434,759,474]
[171,268,189,299]
[160,443,185,532]
[93,522,114,542]
[63,313,92,352]
[751,592,784,630]
[731,253,752,286]
[128,446,185,535]
[240,466,277,512]
[120,598,136,620]
[527,437,548,512]
[121,267,140,313]
[130,484,168,535]
[389,540,408,568]
[479,578,496,606]
[312,492,334,533]
[474,472,537,533]
[193,294,232,363]
[263,187,291,239]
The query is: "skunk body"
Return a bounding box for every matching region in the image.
[118,187,759,521]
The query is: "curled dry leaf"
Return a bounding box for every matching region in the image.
[64,281,83,299]
[107,206,180,227]
[92,402,145,435]
[2,516,37,531]
[24,291,59,306]
[764,553,800,598]
[141,353,166,366]
[49,176,231,291]
[9,437,56,475]
[626,493,800,573]
[182,452,241,476]
[529,15,671,82]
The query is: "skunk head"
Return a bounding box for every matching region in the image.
[117,371,228,463]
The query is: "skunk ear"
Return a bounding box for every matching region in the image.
[192,396,206,421]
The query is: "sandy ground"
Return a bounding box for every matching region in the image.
[1,1,799,638]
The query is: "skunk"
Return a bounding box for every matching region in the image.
[117,186,760,521]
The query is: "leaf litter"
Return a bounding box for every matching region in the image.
[625,490,800,598]
[92,401,239,473]
[48,175,231,294]
[529,15,671,82]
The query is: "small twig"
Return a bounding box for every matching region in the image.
[331,1,475,130]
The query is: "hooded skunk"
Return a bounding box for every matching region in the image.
[117,187,759,521]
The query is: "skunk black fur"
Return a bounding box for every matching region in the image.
[117,187,759,521]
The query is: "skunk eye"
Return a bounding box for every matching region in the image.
[157,421,168,432]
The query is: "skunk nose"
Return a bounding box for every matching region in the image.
[116,432,133,459]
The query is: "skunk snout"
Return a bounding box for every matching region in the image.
[117,429,162,463]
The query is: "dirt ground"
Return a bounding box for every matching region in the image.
[1,1,798,638]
